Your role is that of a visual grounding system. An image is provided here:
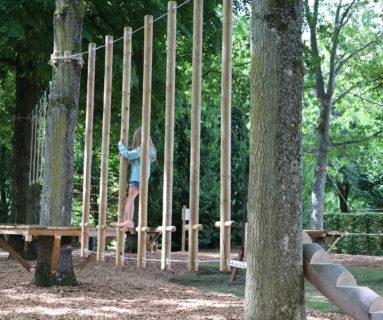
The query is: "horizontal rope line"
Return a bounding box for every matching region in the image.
[48,0,192,63]
[345,231,383,237]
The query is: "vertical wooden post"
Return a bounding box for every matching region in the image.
[220,0,233,272]
[81,43,96,258]
[116,27,132,266]
[188,0,203,272]
[97,35,113,262]
[161,1,177,271]
[137,16,153,269]
[181,205,186,252]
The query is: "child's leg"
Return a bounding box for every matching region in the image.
[112,185,139,227]
[124,185,139,224]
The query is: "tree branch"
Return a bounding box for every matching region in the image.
[331,130,383,147]
[304,0,326,101]
[303,147,317,155]
[351,94,383,108]
[327,0,359,98]
[335,31,383,75]
[333,80,364,105]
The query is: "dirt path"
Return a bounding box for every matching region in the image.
[2,251,378,319]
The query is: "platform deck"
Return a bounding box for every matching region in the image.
[0,224,118,238]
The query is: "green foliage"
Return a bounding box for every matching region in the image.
[324,213,383,256]
[302,1,383,217]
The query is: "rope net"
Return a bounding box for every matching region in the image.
[29,85,50,186]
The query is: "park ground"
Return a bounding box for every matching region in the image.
[1,249,383,320]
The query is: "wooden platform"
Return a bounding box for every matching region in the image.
[305,230,345,252]
[0,224,118,239]
[0,224,163,273]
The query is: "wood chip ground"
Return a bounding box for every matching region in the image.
[1,250,381,319]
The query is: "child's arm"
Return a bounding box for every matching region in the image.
[118,142,140,160]
[150,146,157,161]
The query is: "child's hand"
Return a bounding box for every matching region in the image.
[118,152,122,158]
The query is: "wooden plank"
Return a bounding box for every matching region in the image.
[79,252,97,270]
[220,0,233,272]
[326,235,343,253]
[116,26,132,267]
[189,0,203,273]
[0,237,31,272]
[137,15,153,269]
[51,235,62,275]
[181,205,186,252]
[81,42,97,258]
[305,230,329,237]
[161,0,177,271]
[229,246,244,282]
[97,34,114,262]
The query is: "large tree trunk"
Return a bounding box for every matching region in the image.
[310,100,331,230]
[9,62,41,259]
[33,0,84,287]
[245,0,305,319]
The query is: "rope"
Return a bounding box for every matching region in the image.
[345,231,383,237]
[48,0,192,64]
[227,259,247,269]
[91,250,221,266]
[28,85,50,185]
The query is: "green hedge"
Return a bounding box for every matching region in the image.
[324,213,383,256]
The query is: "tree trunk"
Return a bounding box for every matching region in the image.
[0,144,10,222]
[245,1,305,319]
[11,63,40,225]
[339,182,350,213]
[9,62,41,259]
[33,0,84,287]
[310,100,331,229]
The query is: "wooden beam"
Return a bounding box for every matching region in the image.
[79,251,97,270]
[97,35,114,262]
[220,0,233,273]
[188,0,203,273]
[51,235,62,275]
[181,205,186,252]
[81,42,96,258]
[161,1,177,271]
[0,237,31,272]
[116,27,132,266]
[137,15,153,269]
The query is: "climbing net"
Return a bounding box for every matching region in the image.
[29,84,50,186]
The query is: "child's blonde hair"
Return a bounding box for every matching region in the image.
[131,127,155,151]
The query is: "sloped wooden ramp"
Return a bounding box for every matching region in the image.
[303,231,383,320]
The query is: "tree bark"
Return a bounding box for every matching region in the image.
[33,0,84,287]
[245,0,305,319]
[310,99,331,229]
[339,182,350,213]
[8,62,41,259]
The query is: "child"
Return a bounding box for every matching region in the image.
[112,127,156,227]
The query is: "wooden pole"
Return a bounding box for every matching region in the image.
[81,43,96,258]
[116,27,132,266]
[137,16,153,269]
[188,0,203,272]
[220,0,233,272]
[97,35,113,262]
[161,1,177,271]
[181,205,186,252]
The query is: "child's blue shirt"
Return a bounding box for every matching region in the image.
[118,143,156,183]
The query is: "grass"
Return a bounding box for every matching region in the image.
[171,264,383,314]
